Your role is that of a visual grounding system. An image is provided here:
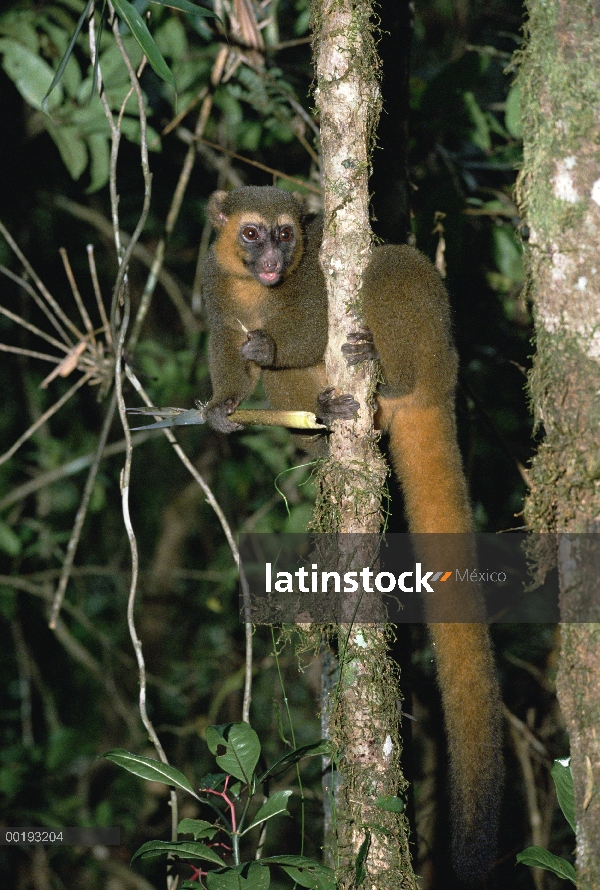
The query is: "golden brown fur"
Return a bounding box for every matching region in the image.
[202,186,503,881]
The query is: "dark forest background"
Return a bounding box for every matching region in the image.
[0,1,570,887]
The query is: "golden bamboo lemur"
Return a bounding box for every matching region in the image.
[202,186,503,883]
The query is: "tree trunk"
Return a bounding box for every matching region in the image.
[517,0,600,883]
[311,1,418,887]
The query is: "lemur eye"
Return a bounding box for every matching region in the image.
[279,226,294,242]
[241,226,259,242]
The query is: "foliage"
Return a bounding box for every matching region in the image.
[0,0,563,887]
[517,759,577,884]
[106,723,334,889]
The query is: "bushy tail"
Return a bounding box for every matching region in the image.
[386,399,504,881]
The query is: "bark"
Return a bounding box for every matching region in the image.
[517,0,600,883]
[311,1,417,887]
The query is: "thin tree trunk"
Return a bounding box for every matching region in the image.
[311,2,418,887]
[517,0,600,883]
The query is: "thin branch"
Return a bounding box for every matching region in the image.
[125,367,254,724]
[59,247,97,345]
[51,615,139,734]
[87,244,113,349]
[103,13,180,871]
[0,370,94,469]
[0,303,71,354]
[54,198,198,336]
[10,621,35,747]
[0,263,74,346]
[0,343,61,364]
[0,429,154,512]
[0,219,85,341]
[107,10,152,329]
[127,91,214,351]
[180,132,322,194]
[49,390,118,629]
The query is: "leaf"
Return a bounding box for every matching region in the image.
[0,37,62,110]
[257,740,329,783]
[178,818,218,841]
[463,90,492,153]
[111,0,175,88]
[42,0,93,108]
[47,125,88,181]
[260,857,335,890]
[206,862,270,890]
[103,749,200,799]
[0,521,21,556]
[132,839,226,866]
[150,0,220,19]
[242,790,291,835]
[505,82,522,139]
[516,847,576,883]
[354,833,370,885]
[374,795,405,814]
[551,759,576,832]
[86,131,110,192]
[205,724,260,785]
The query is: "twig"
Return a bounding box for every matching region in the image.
[0,370,94,469]
[102,10,180,874]
[54,197,198,337]
[0,429,154,512]
[87,244,113,349]
[0,264,73,347]
[0,220,83,342]
[0,303,70,354]
[125,367,254,724]
[52,615,139,734]
[179,132,322,194]
[0,343,61,364]
[49,390,117,629]
[59,247,97,345]
[127,90,214,351]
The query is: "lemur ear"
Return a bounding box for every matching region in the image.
[291,191,307,214]
[207,191,229,228]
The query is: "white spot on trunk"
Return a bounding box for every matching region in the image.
[553,157,579,203]
[592,178,600,206]
[551,251,571,281]
[576,277,588,291]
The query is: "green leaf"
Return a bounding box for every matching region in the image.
[0,521,21,556]
[492,226,523,287]
[103,749,200,799]
[47,125,88,181]
[42,0,93,108]
[259,857,335,890]
[551,759,576,832]
[463,90,492,153]
[86,131,110,192]
[206,862,270,890]
[178,818,218,841]
[205,724,260,785]
[132,839,226,865]
[0,10,39,52]
[374,795,405,814]
[516,847,576,883]
[355,833,370,885]
[242,790,291,835]
[0,37,63,110]
[505,82,522,139]
[257,740,329,783]
[150,0,220,19]
[111,0,175,88]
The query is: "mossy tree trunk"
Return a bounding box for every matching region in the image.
[517,0,600,883]
[311,1,418,888]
